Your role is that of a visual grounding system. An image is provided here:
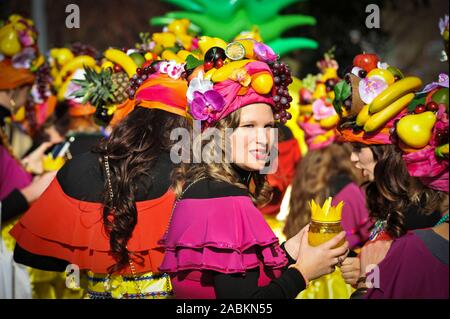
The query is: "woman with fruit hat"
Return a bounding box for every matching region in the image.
[159,39,350,299]
[333,52,448,298]
[280,52,370,299]
[10,56,191,298]
[43,44,106,157]
[0,14,41,219]
[0,14,75,299]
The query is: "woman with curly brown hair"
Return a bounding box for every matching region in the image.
[10,62,191,299]
[159,41,350,299]
[334,53,448,298]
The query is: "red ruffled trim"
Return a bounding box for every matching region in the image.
[10,178,175,274]
[159,196,288,274]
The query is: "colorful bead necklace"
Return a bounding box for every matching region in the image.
[369,219,387,241]
[435,213,449,226]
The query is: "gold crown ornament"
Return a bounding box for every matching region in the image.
[308,197,345,247]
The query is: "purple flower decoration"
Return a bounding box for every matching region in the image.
[190,90,225,123]
[359,76,388,104]
[254,42,278,63]
[439,15,449,35]
[418,73,449,94]
[312,98,336,120]
[11,47,36,69]
[18,30,35,47]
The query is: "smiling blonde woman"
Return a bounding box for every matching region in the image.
[160,40,349,299]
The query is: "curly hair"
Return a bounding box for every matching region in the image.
[283,143,364,239]
[172,108,273,207]
[357,143,448,239]
[94,107,190,273]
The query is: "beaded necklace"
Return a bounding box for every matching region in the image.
[369,219,387,241]
[435,213,449,226]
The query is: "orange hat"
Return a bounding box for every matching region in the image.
[0,60,35,90]
[111,66,188,126]
[0,14,39,90]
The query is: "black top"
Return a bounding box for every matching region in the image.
[404,205,441,231]
[1,105,29,222]
[1,189,29,223]
[214,248,304,299]
[56,150,174,202]
[66,132,104,157]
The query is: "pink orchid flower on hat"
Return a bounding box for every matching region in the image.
[190,90,226,123]
[254,42,278,63]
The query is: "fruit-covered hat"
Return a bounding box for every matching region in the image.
[0,14,40,90]
[335,53,448,192]
[51,45,100,117]
[397,74,448,192]
[334,53,422,145]
[297,51,340,150]
[185,38,293,129]
[120,60,188,122]
[74,58,189,127]
[72,17,201,127]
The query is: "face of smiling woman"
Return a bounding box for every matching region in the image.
[230,103,275,172]
[350,145,377,181]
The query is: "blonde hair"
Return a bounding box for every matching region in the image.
[172,108,273,206]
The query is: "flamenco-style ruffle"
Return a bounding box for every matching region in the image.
[10,178,175,275]
[159,196,288,274]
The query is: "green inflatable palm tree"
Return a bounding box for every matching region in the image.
[151,0,318,56]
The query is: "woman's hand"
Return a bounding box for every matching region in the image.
[341,257,361,286]
[294,230,349,283]
[284,224,309,260]
[359,240,392,279]
[21,141,54,174]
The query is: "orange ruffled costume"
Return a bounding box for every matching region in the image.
[10,178,175,275]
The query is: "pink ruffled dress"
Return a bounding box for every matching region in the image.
[159,181,288,299]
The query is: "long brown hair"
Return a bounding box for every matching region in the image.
[363,143,448,239]
[172,108,272,206]
[284,143,363,238]
[94,107,190,273]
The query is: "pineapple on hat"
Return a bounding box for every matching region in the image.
[71,66,128,126]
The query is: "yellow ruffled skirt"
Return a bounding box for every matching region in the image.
[298,268,355,299]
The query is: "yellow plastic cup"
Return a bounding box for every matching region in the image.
[42,154,65,171]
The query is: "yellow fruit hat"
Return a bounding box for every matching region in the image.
[185,38,293,128]
[396,74,448,193]
[50,45,99,117]
[334,53,422,145]
[297,51,340,150]
[0,14,40,90]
